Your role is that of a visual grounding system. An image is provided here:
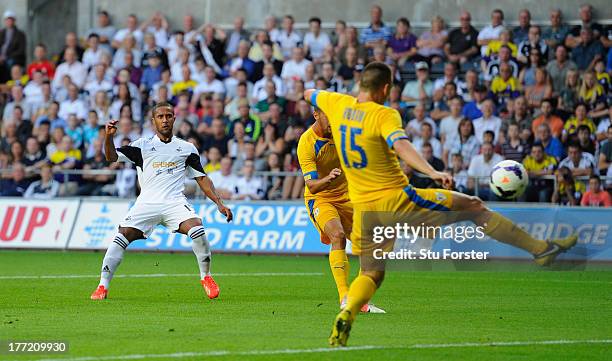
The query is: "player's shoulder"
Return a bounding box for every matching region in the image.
[173,137,199,152]
[127,137,147,148]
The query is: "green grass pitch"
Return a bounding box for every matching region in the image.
[1,250,611,360]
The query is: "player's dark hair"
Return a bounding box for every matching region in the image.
[152,101,174,117]
[360,62,392,93]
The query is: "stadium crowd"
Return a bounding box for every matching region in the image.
[0,4,611,206]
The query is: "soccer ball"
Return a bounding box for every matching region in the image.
[489,160,528,199]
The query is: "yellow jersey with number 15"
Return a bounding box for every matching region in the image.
[311,90,409,204]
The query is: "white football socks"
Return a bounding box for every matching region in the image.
[188,226,211,279]
[99,233,129,289]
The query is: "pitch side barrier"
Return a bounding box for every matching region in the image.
[0,198,611,262]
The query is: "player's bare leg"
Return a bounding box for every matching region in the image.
[450,192,577,265]
[178,218,219,299]
[91,227,143,300]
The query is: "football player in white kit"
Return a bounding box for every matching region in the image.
[90,102,233,300]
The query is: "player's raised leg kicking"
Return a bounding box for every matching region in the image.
[90,102,233,300]
[297,109,383,313]
[304,63,577,347]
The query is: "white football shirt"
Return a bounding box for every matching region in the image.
[116,135,206,202]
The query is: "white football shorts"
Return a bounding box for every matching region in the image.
[119,200,200,236]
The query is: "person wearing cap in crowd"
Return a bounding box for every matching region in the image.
[0,10,26,83]
[401,61,433,108]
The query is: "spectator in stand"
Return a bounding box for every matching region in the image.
[303,17,331,63]
[387,17,417,67]
[546,44,577,95]
[49,135,82,195]
[434,62,465,95]
[532,98,564,138]
[473,99,502,144]
[524,67,552,111]
[281,46,311,87]
[0,10,26,83]
[56,32,85,64]
[439,96,463,144]
[443,117,480,169]
[552,166,584,205]
[141,32,168,69]
[360,5,392,55]
[543,9,570,52]
[571,27,605,71]
[82,33,107,70]
[578,70,608,119]
[563,103,596,144]
[599,125,612,184]
[401,61,433,108]
[558,69,580,115]
[208,156,238,200]
[468,142,504,200]
[414,16,447,65]
[337,26,367,64]
[462,84,487,120]
[483,45,519,82]
[536,123,564,160]
[65,114,84,149]
[253,40,284,80]
[490,62,521,107]
[512,9,532,44]
[87,10,116,54]
[24,162,59,199]
[112,14,143,49]
[277,15,302,60]
[576,125,597,158]
[230,99,262,141]
[224,16,249,58]
[559,143,596,177]
[523,143,557,202]
[225,40,256,81]
[412,122,442,158]
[27,43,55,79]
[445,11,479,68]
[0,163,29,196]
[411,142,445,189]
[53,48,87,90]
[406,102,436,139]
[202,118,230,156]
[3,85,32,121]
[501,122,529,162]
[9,106,33,145]
[140,12,169,49]
[253,63,285,102]
[483,29,517,61]
[517,26,548,65]
[565,4,603,49]
[23,136,46,170]
[59,83,88,121]
[477,9,505,57]
[581,175,611,207]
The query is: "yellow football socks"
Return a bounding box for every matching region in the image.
[484,212,548,255]
[344,275,377,318]
[329,249,350,302]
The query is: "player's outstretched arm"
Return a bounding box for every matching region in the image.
[104,120,119,162]
[393,139,454,189]
[195,176,233,222]
[306,168,342,194]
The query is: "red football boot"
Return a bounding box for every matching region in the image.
[90,285,108,300]
[201,275,219,299]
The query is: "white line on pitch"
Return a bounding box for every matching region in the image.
[0,272,323,280]
[30,339,612,361]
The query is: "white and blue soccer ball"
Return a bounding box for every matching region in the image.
[489,160,529,199]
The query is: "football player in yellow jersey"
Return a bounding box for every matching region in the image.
[304,62,577,347]
[297,109,384,314]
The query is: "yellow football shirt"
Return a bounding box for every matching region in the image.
[297,127,348,201]
[311,90,409,203]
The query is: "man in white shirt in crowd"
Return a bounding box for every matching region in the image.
[412,122,442,158]
[281,47,311,90]
[439,96,463,144]
[433,62,465,96]
[53,48,87,90]
[112,14,143,49]
[209,156,239,200]
[83,33,107,70]
[193,65,225,97]
[59,83,88,121]
[473,99,502,144]
[468,142,504,199]
[558,143,596,177]
[303,17,331,62]
[477,9,505,56]
[140,12,169,49]
[234,159,264,200]
[3,85,32,121]
[401,61,433,108]
[406,102,437,139]
[87,10,116,54]
[252,63,284,102]
[85,64,113,104]
[277,15,302,59]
